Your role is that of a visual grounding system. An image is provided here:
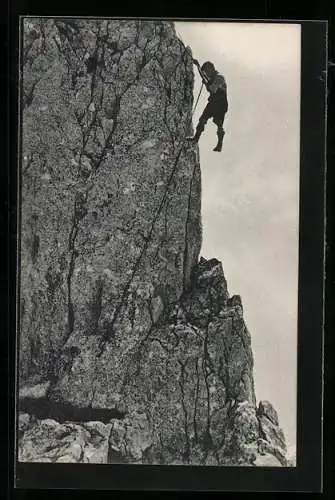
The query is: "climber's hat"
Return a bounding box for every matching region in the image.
[201,61,215,76]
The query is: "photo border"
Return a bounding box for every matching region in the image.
[8,8,327,494]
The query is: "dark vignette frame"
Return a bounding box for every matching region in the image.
[8,4,327,495]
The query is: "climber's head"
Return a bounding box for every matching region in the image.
[201,61,216,80]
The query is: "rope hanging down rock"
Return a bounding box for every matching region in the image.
[192,82,204,117]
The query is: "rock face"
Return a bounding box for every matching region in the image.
[20,18,200,388]
[18,18,288,466]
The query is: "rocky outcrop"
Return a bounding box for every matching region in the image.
[18,258,288,466]
[18,18,288,466]
[109,257,257,465]
[256,400,287,465]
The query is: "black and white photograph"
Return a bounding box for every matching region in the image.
[15,17,317,474]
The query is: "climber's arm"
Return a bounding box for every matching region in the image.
[193,59,210,85]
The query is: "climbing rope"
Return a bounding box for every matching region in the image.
[192,81,204,117]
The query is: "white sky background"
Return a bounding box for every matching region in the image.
[175,21,301,450]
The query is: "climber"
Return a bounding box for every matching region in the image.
[187,60,228,152]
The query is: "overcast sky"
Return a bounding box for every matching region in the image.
[175,21,301,450]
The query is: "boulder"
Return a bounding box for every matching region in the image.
[18,416,112,463]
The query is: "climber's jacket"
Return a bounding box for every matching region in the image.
[194,60,228,112]
[205,71,228,111]
[205,71,227,95]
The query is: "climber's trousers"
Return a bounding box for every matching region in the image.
[194,98,226,143]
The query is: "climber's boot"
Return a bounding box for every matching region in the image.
[186,132,201,143]
[213,127,225,152]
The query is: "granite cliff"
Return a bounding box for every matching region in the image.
[18,18,288,466]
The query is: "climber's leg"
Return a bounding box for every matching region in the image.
[213,124,225,152]
[213,114,225,152]
[186,103,212,142]
[194,107,211,141]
